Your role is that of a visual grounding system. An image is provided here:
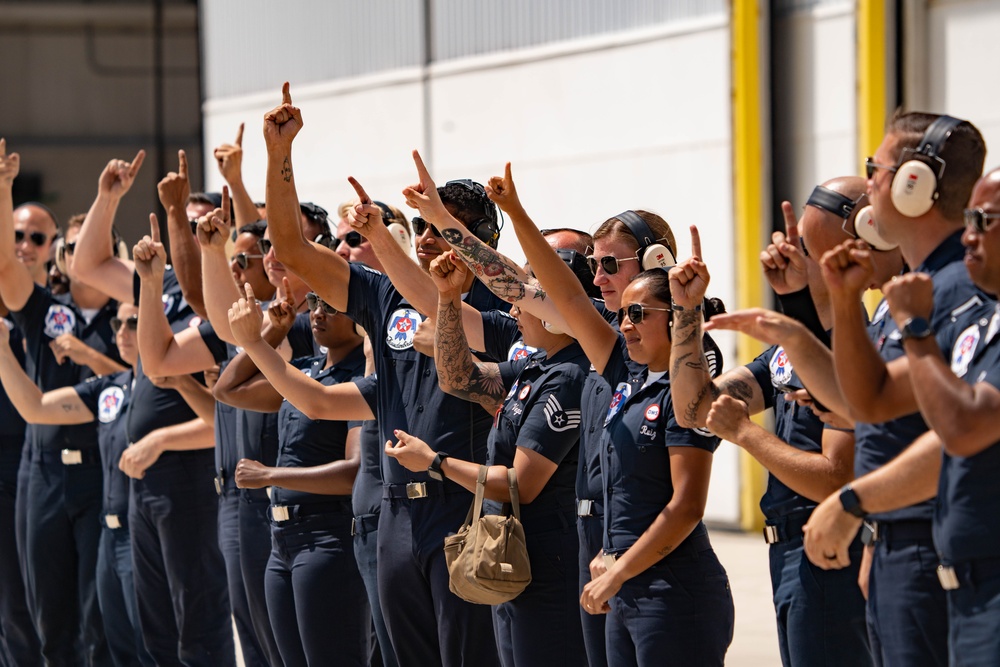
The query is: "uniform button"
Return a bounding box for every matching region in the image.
[639,446,646,453]
[417,406,424,413]
[589,426,595,433]
[582,464,587,472]
[607,444,612,453]
[424,370,431,377]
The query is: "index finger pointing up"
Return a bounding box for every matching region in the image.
[244,282,256,303]
[177,149,188,178]
[281,82,292,106]
[128,150,146,178]
[149,213,161,244]
[235,122,244,147]
[689,225,702,259]
[0,138,6,157]
[412,150,432,184]
[782,202,800,249]
[347,176,372,205]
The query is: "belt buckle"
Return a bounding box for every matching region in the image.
[937,564,960,591]
[602,552,618,571]
[61,449,82,465]
[351,518,357,536]
[105,514,121,529]
[406,482,427,499]
[577,499,594,517]
[863,520,880,545]
[271,505,290,523]
[763,524,780,544]
[213,477,222,496]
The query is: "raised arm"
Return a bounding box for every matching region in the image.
[235,426,361,496]
[0,140,37,311]
[0,320,94,424]
[884,273,1000,457]
[74,151,144,305]
[263,83,351,312]
[823,241,915,422]
[134,215,217,376]
[214,123,260,228]
[196,188,245,344]
[157,149,207,319]
[227,283,374,422]
[430,253,505,414]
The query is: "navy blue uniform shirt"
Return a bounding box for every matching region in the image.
[933,302,1000,562]
[0,315,27,444]
[855,231,991,522]
[271,346,366,507]
[75,371,133,518]
[345,264,509,485]
[746,345,825,519]
[600,335,719,554]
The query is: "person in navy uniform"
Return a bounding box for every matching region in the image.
[0,140,125,666]
[387,249,588,667]
[670,177,907,667]
[260,84,506,666]
[219,287,369,666]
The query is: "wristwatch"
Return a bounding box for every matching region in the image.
[839,484,867,518]
[900,317,934,341]
[427,451,450,482]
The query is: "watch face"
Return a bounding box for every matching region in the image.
[903,317,933,339]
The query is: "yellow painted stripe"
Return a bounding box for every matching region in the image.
[858,0,888,315]
[731,0,767,533]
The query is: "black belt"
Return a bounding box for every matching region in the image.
[269,500,351,524]
[351,513,380,537]
[763,512,811,545]
[866,519,934,545]
[383,480,448,500]
[521,510,574,536]
[35,447,101,466]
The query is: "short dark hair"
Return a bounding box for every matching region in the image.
[189,192,220,208]
[238,220,268,239]
[437,181,496,228]
[886,110,986,220]
[541,227,593,255]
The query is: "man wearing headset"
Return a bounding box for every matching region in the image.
[797,112,988,666]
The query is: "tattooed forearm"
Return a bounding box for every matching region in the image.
[674,310,702,330]
[672,352,694,378]
[434,297,505,412]
[441,228,533,304]
[280,157,292,183]
[685,381,721,426]
[656,544,674,557]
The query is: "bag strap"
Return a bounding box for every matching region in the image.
[471,465,489,522]
[506,468,522,522]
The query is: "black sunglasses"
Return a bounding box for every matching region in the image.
[864,157,898,180]
[64,241,77,254]
[964,208,1000,234]
[411,217,442,238]
[233,252,263,270]
[617,303,671,325]
[334,231,365,249]
[110,315,139,333]
[587,254,638,276]
[305,292,337,315]
[15,230,50,247]
[189,218,200,235]
[257,238,272,255]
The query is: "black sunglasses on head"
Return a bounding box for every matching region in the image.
[110,315,139,333]
[964,208,1000,234]
[257,238,272,255]
[587,254,638,276]
[305,292,337,315]
[233,252,263,270]
[15,230,50,247]
[617,303,671,325]
[411,217,442,238]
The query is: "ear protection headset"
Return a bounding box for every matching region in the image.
[373,200,413,254]
[806,185,898,251]
[890,114,963,218]
[615,210,676,270]
[55,227,129,274]
[444,179,501,249]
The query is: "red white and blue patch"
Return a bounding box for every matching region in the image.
[97,386,125,423]
[951,325,980,378]
[518,384,531,401]
[605,382,631,425]
[507,340,537,362]
[769,347,793,387]
[644,404,660,421]
[43,304,76,339]
[385,307,424,351]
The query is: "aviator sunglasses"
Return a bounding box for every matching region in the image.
[964,208,1000,234]
[233,252,263,270]
[617,303,671,325]
[15,230,51,247]
[864,157,898,180]
[305,292,338,315]
[411,217,443,238]
[110,315,139,333]
[257,238,272,255]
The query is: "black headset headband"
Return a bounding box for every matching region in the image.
[373,201,396,225]
[914,115,962,160]
[616,209,676,265]
[806,186,858,220]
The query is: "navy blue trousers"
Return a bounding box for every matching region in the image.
[866,538,948,667]
[128,452,234,667]
[238,494,284,667]
[25,450,108,666]
[217,492,268,667]
[0,440,40,667]
[96,525,154,667]
[377,494,499,667]
[494,515,585,667]
[769,536,872,666]
[946,564,1000,666]
[577,513,607,667]
[354,517,397,667]
[265,507,368,666]
[606,542,733,667]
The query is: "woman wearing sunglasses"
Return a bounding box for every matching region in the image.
[0,302,215,667]
[487,184,734,665]
[217,285,370,667]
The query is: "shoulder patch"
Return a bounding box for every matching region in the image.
[605,381,632,425]
[769,347,793,387]
[507,340,537,362]
[385,307,424,351]
[97,386,126,423]
[872,299,890,325]
[951,324,980,378]
[43,304,76,339]
[161,292,175,315]
[543,394,581,432]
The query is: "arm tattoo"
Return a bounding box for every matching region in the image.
[435,298,505,413]
[685,381,720,426]
[656,544,674,557]
[719,377,755,404]
[60,401,79,413]
[674,310,702,330]
[441,228,530,304]
[280,157,292,183]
